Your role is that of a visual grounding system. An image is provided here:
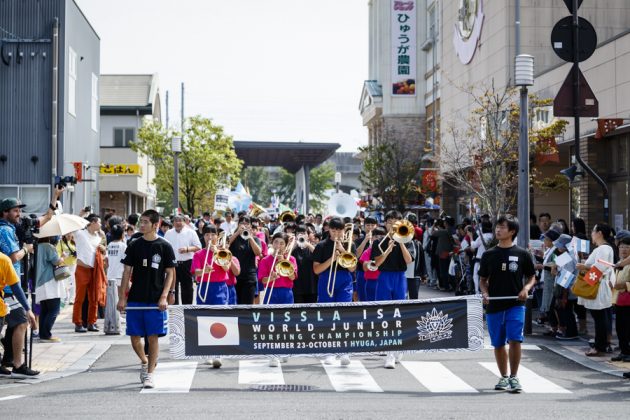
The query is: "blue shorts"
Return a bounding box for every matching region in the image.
[265,287,294,304]
[227,285,237,305]
[196,282,228,305]
[486,305,526,348]
[365,280,377,301]
[356,271,366,301]
[375,271,407,301]
[125,302,168,337]
[318,270,353,303]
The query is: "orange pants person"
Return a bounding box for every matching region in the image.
[73,265,98,326]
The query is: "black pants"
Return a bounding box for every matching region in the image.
[438,258,450,290]
[294,293,318,304]
[407,278,420,299]
[235,280,256,305]
[39,298,61,339]
[616,305,630,355]
[175,260,194,305]
[557,299,578,337]
[590,308,609,352]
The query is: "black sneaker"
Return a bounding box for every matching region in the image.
[0,365,12,377]
[75,325,87,333]
[555,332,578,340]
[11,364,40,378]
[87,324,99,332]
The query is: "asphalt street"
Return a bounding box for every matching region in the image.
[1,340,629,419]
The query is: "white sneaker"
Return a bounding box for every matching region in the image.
[143,373,155,388]
[269,357,280,367]
[280,356,288,363]
[323,355,336,365]
[384,354,396,369]
[140,362,149,383]
[340,355,351,366]
[394,353,403,364]
[211,358,222,369]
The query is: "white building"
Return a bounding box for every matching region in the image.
[98,74,160,216]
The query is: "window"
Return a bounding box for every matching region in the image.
[113,128,135,147]
[91,74,98,132]
[427,4,438,41]
[68,47,77,117]
[0,185,50,215]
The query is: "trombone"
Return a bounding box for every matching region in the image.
[327,223,357,298]
[197,233,231,303]
[262,235,295,306]
[377,219,415,253]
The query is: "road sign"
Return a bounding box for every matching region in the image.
[562,0,583,14]
[553,68,598,117]
[551,16,597,62]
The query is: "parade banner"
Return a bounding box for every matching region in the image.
[169,296,483,359]
[391,0,416,95]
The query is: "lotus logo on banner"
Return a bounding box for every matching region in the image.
[197,317,240,346]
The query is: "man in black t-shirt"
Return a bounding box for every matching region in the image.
[370,210,413,369]
[228,216,261,304]
[118,210,176,389]
[478,215,536,394]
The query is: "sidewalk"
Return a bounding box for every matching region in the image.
[1,304,123,387]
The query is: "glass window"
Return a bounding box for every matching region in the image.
[114,128,124,147]
[20,186,50,215]
[125,128,135,144]
[0,186,18,200]
[91,74,98,132]
[68,47,77,117]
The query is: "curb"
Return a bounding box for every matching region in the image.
[0,343,110,389]
[542,345,628,378]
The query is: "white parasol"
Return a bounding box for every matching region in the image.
[34,214,89,238]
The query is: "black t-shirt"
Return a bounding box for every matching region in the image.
[121,237,177,304]
[477,245,536,313]
[312,238,356,272]
[370,237,411,272]
[354,238,365,272]
[293,246,317,294]
[229,236,261,280]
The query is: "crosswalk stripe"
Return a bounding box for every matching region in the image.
[479,362,571,394]
[483,344,540,351]
[0,395,26,401]
[321,360,383,393]
[401,361,478,393]
[141,361,197,393]
[238,360,285,385]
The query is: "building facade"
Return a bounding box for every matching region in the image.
[0,0,100,214]
[98,74,160,217]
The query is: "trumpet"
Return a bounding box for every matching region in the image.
[366,260,378,272]
[296,235,308,248]
[327,223,356,298]
[240,229,251,241]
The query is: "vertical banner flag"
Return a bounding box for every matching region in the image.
[170,297,484,359]
[391,0,416,95]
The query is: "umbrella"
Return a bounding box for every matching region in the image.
[34,214,89,238]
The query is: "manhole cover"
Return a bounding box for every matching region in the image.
[249,384,317,392]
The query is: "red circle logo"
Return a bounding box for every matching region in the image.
[210,322,227,339]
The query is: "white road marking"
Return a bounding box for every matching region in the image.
[322,360,383,393]
[141,361,198,393]
[401,361,478,393]
[238,360,285,385]
[483,344,541,350]
[479,362,571,393]
[0,395,26,401]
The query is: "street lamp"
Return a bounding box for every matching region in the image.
[172,136,182,216]
[515,54,534,249]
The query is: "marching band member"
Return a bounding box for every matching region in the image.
[258,232,297,367]
[355,217,378,302]
[228,216,262,304]
[226,253,240,305]
[190,226,229,306]
[371,210,413,369]
[293,225,317,304]
[313,217,356,365]
[360,227,386,301]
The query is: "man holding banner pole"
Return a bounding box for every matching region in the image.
[118,210,177,389]
[478,215,536,394]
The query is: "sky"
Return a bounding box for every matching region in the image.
[76,0,369,152]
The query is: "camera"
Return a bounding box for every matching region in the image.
[19,214,40,244]
[54,176,77,189]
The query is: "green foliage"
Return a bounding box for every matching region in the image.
[131,116,242,215]
[267,163,335,212]
[359,140,423,210]
[241,167,272,205]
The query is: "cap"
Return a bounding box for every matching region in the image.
[544,230,560,242]
[615,230,630,241]
[0,197,27,212]
[553,234,573,250]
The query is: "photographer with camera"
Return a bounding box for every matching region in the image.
[0,187,62,377]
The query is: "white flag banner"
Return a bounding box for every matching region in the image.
[555,252,575,268]
[197,316,240,346]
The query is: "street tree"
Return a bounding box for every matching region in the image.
[241,167,272,206]
[274,163,335,213]
[359,140,424,211]
[440,81,568,219]
[131,116,242,215]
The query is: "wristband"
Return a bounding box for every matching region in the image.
[49,203,57,211]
